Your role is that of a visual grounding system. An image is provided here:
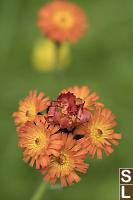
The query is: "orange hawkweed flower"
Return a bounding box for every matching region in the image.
[37,1,88,43]
[13,90,50,125]
[74,107,122,159]
[61,86,104,110]
[18,118,63,169]
[41,133,88,187]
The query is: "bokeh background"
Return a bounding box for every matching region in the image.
[0,0,133,199]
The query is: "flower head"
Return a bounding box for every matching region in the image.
[41,133,88,186]
[13,86,122,187]
[47,91,90,131]
[13,90,50,125]
[18,118,63,169]
[37,1,88,43]
[74,107,122,159]
[62,86,104,111]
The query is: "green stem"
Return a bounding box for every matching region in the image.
[55,42,60,69]
[52,43,61,90]
[31,180,48,200]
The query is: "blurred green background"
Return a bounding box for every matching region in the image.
[0,0,133,199]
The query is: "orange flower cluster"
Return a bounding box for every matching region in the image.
[13,86,122,187]
[37,1,88,43]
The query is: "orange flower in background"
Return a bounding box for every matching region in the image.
[74,106,122,159]
[13,90,50,125]
[18,118,63,169]
[37,1,88,43]
[41,134,88,186]
[61,85,104,110]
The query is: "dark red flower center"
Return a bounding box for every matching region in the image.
[56,156,63,165]
[97,129,103,135]
[26,111,29,117]
[35,138,40,144]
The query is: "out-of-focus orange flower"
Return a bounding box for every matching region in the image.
[41,133,88,186]
[74,107,122,159]
[61,85,104,111]
[13,90,50,125]
[37,1,88,43]
[18,118,63,169]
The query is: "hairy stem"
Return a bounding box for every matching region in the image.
[31,180,48,200]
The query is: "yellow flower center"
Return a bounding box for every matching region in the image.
[84,97,89,108]
[53,11,74,29]
[51,151,70,170]
[76,97,85,105]
[75,95,88,108]
[90,127,103,141]
[29,131,47,152]
[20,100,37,122]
